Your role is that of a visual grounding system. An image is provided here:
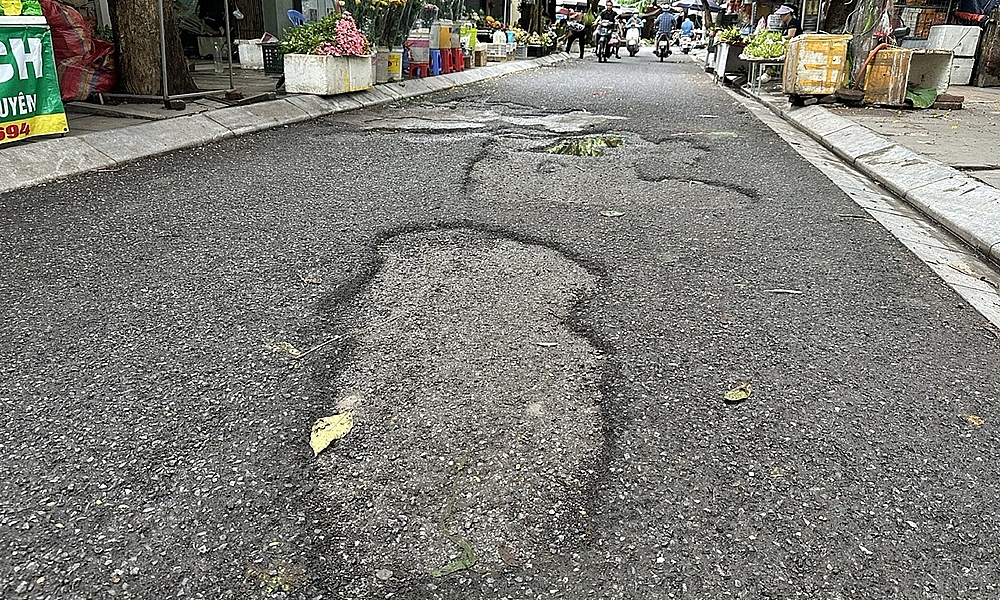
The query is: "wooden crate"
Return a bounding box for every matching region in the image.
[863,47,913,106]
[782,34,853,95]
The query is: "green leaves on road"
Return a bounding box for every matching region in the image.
[724,382,752,404]
[430,536,477,578]
[906,87,938,109]
[543,135,623,157]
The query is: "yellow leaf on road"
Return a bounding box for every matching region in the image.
[268,341,302,358]
[966,414,985,426]
[310,413,354,456]
[724,382,752,404]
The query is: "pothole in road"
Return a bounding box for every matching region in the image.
[541,135,624,157]
[318,228,604,594]
[334,107,625,134]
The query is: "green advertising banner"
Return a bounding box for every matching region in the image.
[0,22,68,145]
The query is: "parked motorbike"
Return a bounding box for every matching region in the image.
[595,19,614,62]
[609,28,622,59]
[625,22,641,56]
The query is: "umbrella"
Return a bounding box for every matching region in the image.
[672,0,725,11]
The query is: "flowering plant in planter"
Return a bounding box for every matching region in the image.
[279,12,371,56]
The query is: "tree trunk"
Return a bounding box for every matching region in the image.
[701,1,714,27]
[824,0,852,33]
[108,0,197,95]
[975,7,1000,87]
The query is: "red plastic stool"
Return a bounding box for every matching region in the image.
[451,48,464,71]
[441,48,454,74]
[408,62,429,78]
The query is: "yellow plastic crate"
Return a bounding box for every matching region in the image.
[782,34,853,95]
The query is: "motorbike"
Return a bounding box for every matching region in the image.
[679,33,693,54]
[655,32,671,61]
[595,19,615,62]
[625,22,641,56]
[609,28,622,59]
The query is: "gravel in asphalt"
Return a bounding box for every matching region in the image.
[2,50,999,600]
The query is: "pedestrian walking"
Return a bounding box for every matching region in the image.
[565,12,587,58]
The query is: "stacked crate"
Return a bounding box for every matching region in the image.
[926,25,982,86]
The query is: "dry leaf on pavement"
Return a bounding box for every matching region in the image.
[310,413,355,456]
[724,382,752,404]
[268,341,302,358]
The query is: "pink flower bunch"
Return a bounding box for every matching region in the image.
[327,12,368,56]
[315,42,339,55]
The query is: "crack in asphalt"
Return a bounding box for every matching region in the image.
[634,169,761,201]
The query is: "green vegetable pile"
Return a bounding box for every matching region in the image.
[718,26,743,43]
[743,31,787,59]
[279,16,339,55]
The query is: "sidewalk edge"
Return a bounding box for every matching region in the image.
[1,53,568,194]
[748,91,1000,265]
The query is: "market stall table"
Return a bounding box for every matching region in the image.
[740,54,784,95]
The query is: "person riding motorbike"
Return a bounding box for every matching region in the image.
[678,14,694,52]
[681,15,694,37]
[653,8,677,58]
[622,13,643,56]
[623,13,643,31]
[595,0,618,51]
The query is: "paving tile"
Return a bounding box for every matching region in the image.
[823,125,896,163]
[83,114,233,163]
[904,177,1000,255]
[205,99,311,135]
[855,144,957,198]
[285,94,337,118]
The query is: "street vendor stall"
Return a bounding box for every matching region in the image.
[0,12,68,144]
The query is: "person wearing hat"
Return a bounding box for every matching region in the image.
[775,5,801,39]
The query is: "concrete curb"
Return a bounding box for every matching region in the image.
[0,53,570,195]
[750,92,1000,264]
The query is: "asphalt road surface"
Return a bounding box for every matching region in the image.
[3,48,1000,600]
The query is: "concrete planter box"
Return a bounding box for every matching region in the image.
[283,53,375,95]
